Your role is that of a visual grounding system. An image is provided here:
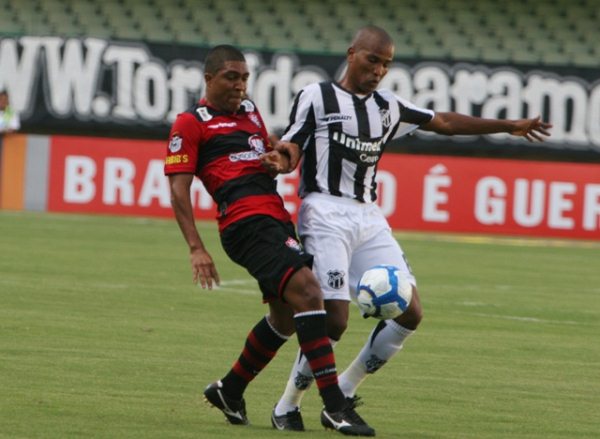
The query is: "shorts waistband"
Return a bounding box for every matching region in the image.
[303,191,373,207]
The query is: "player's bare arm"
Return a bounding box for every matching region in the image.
[275,141,302,171]
[168,173,220,289]
[261,141,300,174]
[421,112,552,142]
[260,149,291,175]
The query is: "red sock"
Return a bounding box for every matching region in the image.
[295,310,346,412]
[221,316,288,400]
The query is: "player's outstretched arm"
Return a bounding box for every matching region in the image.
[421,112,552,142]
[169,173,220,289]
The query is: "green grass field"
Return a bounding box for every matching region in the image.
[1,211,598,439]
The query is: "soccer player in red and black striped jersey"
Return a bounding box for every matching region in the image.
[164,45,374,436]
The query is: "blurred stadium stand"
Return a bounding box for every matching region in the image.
[1,0,598,66]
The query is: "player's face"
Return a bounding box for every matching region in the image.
[346,43,393,94]
[205,61,249,113]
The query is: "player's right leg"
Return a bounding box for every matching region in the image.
[282,267,374,437]
[273,199,355,430]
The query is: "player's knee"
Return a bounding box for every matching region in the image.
[298,289,323,311]
[394,286,423,330]
[283,268,324,312]
[268,314,296,336]
[301,277,323,310]
[407,303,423,328]
[267,305,296,336]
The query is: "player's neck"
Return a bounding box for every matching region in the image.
[337,79,368,98]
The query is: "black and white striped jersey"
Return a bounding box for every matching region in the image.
[282,80,434,203]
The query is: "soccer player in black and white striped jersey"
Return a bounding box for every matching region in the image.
[263,26,552,431]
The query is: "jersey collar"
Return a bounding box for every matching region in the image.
[198,98,249,116]
[333,81,373,102]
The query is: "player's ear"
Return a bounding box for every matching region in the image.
[347,46,355,61]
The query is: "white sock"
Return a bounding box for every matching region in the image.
[274,338,337,416]
[338,320,414,397]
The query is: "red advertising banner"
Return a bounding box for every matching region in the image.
[48,136,176,217]
[379,155,600,240]
[47,136,600,240]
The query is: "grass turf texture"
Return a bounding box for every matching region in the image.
[1,211,598,439]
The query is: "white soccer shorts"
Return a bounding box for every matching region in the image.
[297,192,416,302]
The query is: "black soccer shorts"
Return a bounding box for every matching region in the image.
[220,215,314,302]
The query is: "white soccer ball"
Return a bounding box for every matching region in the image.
[356,265,413,320]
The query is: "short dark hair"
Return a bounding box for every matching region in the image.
[204,45,246,75]
[351,25,394,51]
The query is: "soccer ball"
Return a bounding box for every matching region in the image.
[356,265,413,320]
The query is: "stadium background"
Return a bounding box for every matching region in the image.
[1,0,599,240]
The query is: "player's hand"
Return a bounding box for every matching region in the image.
[511,116,552,142]
[190,248,220,290]
[274,141,301,171]
[260,150,292,174]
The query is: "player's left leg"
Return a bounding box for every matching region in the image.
[214,300,295,401]
[204,308,292,425]
[203,217,303,426]
[338,287,421,398]
[337,213,423,399]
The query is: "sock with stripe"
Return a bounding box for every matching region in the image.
[294,310,346,413]
[274,338,337,416]
[338,319,414,397]
[220,316,289,400]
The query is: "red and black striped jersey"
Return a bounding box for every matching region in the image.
[164,98,290,231]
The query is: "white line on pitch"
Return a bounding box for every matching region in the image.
[466,311,581,326]
[219,279,257,286]
[394,232,600,249]
[213,287,258,295]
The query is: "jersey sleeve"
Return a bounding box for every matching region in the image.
[281,87,317,150]
[390,94,435,140]
[164,112,203,175]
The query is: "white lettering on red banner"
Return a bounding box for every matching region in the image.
[47,136,600,240]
